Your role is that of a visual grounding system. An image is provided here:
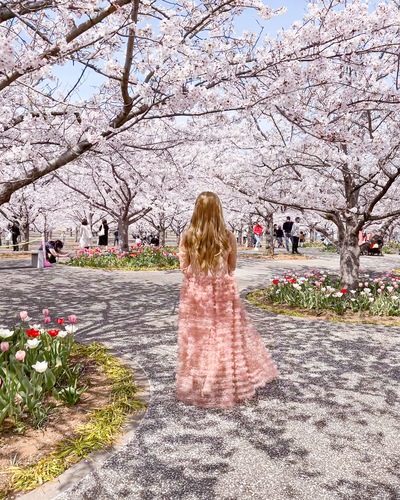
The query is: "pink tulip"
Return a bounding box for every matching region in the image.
[1,342,9,352]
[15,350,26,361]
[44,316,51,324]
[68,314,78,324]
[20,310,28,321]
[42,309,49,316]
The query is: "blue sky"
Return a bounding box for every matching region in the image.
[52,1,308,100]
[236,0,307,37]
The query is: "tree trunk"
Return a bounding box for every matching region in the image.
[339,227,360,289]
[237,227,243,246]
[264,215,274,256]
[247,218,254,248]
[22,224,29,251]
[118,219,130,251]
[159,226,166,246]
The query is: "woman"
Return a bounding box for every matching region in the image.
[98,219,109,247]
[42,240,69,263]
[177,192,278,408]
[79,218,92,249]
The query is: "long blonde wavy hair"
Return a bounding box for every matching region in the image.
[183,192,231,273]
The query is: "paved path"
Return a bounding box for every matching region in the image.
[0,250,399,500]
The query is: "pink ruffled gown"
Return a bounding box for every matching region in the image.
[176,232,278,408]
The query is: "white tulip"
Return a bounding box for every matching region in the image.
[65,325,78,334]
[58,330,68,338]
[32,361,48,373]
[27,338,41,348]
[0,328,14,339]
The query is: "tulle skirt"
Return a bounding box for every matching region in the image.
[176,273,278,408]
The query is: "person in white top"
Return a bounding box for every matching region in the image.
[79,218,92,249]
[291,217,301,254]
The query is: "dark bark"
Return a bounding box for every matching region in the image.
[339,225,360,289]
[118,219,130,251]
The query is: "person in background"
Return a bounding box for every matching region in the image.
[114,230,119,246]
[98,219,109,247]
[11,220,20,251]
[253,222,263,249]
[299,231,305,247]
[282,216,293,252]
[243,228,248,247]
[79,218,92,249]
[150,235,160,246]
[41,240,70,263]
[276,225,284,248]
[291,217,301,254]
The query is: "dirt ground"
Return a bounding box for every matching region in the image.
[0,356,112,492]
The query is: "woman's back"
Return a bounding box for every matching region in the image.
[179,231,237,278]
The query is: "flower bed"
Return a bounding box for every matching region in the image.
[1,341,145,497]
[0,310,81,429]
[248,270,400,319]
[66,246,179,270]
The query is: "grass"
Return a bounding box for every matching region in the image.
[246,289,400,327]
[1,343,145,499]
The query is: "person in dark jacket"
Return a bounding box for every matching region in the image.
[41,240,69,263]
[282,217,293,252]
[276,225,284,248]
[11,220,20,251]
[98,219,109,247]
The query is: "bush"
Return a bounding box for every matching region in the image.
[66,246,179,270]
[0,311,84,428]
[260,270,400,316]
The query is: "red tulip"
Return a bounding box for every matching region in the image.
[47,329,59,337]
[272,279,279,285]
[26,328,40,338]
[340,289,348,294]
[56,318,65,325]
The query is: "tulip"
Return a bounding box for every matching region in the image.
[65,324,77,334]
[58,330,68,338]
[47,329,59,337]
[68,314,78,324]
[0,328,13,339]
[44,316,51,324]
[15,350,26,361]
[26,328,40,338]
[56,318,65,325]
[32,360,48,373]
[1,341,9,351]
[27,338,40,348]
[20,310,29,321]
[42,309,49,316]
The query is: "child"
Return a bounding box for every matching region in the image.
[176,192,278,408]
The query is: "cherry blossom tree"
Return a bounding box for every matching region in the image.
[239,0,400,288]
[0,0,280,206]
